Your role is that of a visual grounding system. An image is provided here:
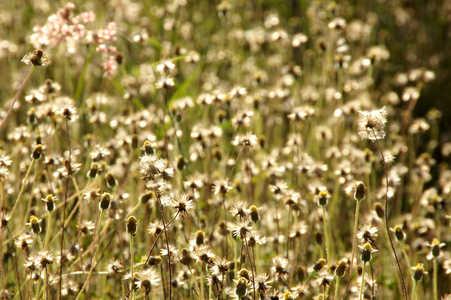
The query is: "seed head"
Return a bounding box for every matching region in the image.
[22,49,50,66]
[126,216,138,236]
[357,107,387,141]
[354,182,367,201]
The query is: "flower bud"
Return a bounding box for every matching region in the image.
[126,216,138,236]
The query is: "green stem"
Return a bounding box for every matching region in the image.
[359,261,366,300]
[131,234,135,300]
[433,258,438,300]
[75,209,105,299]
[10,159,36,217]
[44,212,52,250]
[322,205,331,272]
[0,65,35,129]
[412,280,417,300]
[343,199,361,300]
[335,276,340,300]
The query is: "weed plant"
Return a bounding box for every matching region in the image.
[0,1,450,299]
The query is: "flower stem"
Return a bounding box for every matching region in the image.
[433,258,438,300]
[75,209,105,299]
[0,65,35,129]
[342,199,361,300]
[322,206,331,271]
[372,132,407,300]
[9,159,36,217]
[359,261,366,300]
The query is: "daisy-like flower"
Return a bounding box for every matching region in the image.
[168,195,194,218]
[36,250,54,269]
[194,245,215,265]
[247,230,267,247]
[357,224,378,249]
[357,106,387,141]
[15,233,33,251]
[210,257,230,276]
[106,259,123,274]
[231,220,253,239]
[230,201,250,219]
[231,132,258,148]
[254,273,272,295]
[212,179,233,196]
[271,256,289,277]
[314,271,334,288]
[426,238,446,260]
[139,154,167,181]
[54,96,78,121]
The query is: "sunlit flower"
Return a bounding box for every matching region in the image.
[357,107,387,140]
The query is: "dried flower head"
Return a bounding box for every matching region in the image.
[22,49,50,66]
[139,154,167,181]
[357,107,387,141]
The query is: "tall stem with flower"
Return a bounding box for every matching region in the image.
[349,107,407,300]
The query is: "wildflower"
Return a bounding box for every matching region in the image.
[179,248,195,266]
[287,105,315,122]
[247,230,267,247]
[54,96,78,121]
[212,179,233,196]
[76,220,95,236]
[314,271,334,288]
[357,107,387,141]
[194,245,215,265]
[232,132,258,148]
[41,194,58,212]
[139,154,167,181]
[412,263,427,281]
[230,201,250,219]
[231,220,253,239]
[148,221,164,237]
[210,257,230,276]
[0,166,8,182]
[316,189,330,207]
[36,250,54,269]
[22,49,50,66]
[105,259,123,274]
[271,256,289,277]
[426,238,446,259]
[359,243,378,262]
[168,195,193,218]
[390,225,406,242]
[15,234,33,251]
[99,192,112,210]
[27,216,42,234]
[357,224,378,249]
[354,182,367,201]
[126,216,138,236]
[335,259,348,277]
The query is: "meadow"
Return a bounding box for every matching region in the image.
[0,0,450,299]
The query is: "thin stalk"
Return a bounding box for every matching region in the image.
[75,209,105,299]
[334,276,340,300]
[59,117,72,299]
[10,159,36,217]
[412,280,417,300]
[433,258,438,300]
[154,188,172,300]
[342,199,361,300]
[44,212,51,250]
[0,65,35,129]
[243,236,256,300]
[322,206,331,271]
[130,234,135,300]
[372,130,407,300]
[359,262,366,300]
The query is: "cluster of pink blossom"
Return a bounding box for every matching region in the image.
[29,3,118,77]
[30,3,95,52]
[93,22,118,77]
